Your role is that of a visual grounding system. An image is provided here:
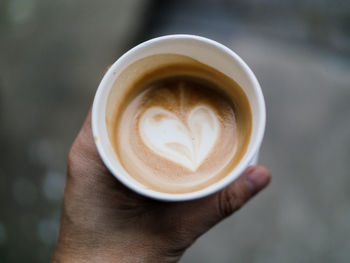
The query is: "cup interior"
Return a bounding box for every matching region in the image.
[92,35,265,201]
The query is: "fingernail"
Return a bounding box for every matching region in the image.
[245,167,271,195]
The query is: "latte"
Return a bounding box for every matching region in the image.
[107,54,252,193]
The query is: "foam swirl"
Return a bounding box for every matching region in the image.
[139,105,219,171]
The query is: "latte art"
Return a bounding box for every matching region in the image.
[139,105,220,171]
[109,54,252,194]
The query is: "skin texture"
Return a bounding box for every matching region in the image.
[52,109,271,263]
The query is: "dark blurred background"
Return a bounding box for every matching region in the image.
[1,0,350,262]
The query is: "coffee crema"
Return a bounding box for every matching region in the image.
[107,54,252,193]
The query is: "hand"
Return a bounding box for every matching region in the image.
[52,109,271,263]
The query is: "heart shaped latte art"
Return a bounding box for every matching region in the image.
[139,106,220,171]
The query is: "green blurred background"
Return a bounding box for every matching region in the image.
[1,0,350,262]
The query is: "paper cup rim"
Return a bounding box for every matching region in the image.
[92,34,266,201]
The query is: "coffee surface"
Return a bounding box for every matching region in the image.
[109,55,252,193]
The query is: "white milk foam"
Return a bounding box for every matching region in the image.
[139,105,219,171]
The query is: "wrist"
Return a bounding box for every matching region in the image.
[52,245,175,263]
[52,242,181,263]
[52,223,184,263]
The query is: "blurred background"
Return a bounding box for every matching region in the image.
[1,0,350,262]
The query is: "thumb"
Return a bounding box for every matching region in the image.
[180,166,271,237]
[214,165,271,220]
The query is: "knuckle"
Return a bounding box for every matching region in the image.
[67,142,78,168]
[217,188,247,218]
[218,189,235,218]
[66,140,83,178]
[67,146,75,167]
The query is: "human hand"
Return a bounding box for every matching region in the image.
[52,109,270,263]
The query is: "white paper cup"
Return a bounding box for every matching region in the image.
[92,34,266,201]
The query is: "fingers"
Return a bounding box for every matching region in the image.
[104,65,112,74]
[67,107,109,181]
[69,108,96,159]
[216,165,271,219]
[78,108,93,140]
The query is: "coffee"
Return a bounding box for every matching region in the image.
[107,54,252,194]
